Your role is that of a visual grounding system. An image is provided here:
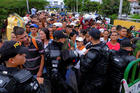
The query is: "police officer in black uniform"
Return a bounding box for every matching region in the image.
[0,41,41,93]
[45,30,78,93]
[107,39,136,93]
[79,29,110,93]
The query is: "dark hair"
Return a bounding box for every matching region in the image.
[110,31,119,36]
[41,28,50,40]
[80,29,87,36]
[30,15,38,18]
[111,26,116,29]
[116,25,122,31]
[129,26,135,31]
[69,32,76,38]
[11,32,15,34]
[25,23,30,27]
[127,29,131,34]
[66,25,72,28]
[91,22,96,26]
[103,30,109,33]
[121,27,127,31]
[89,29,101,40]
[0,39,2,43]
[13,26,25,36]
[74,25,80,28]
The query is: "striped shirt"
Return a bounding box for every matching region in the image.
[23,38,44,75]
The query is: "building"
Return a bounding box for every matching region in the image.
[128,0,140,14]
[90,0,102,4]
[46,0,64,8]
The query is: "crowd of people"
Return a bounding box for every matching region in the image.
[0,9,140,93]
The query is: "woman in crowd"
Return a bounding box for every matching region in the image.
[39,28,52,49]
[100,30,110,43]
[11,32,16,41]
[69,32,77,49]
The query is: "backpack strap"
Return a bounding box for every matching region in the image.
[32,38,39,50]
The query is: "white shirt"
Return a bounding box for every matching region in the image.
[100,37,110,43]
[74,47,87,69]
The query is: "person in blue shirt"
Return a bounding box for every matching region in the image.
[117,27,129,44]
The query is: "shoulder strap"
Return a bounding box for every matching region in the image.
[32,38,39,50]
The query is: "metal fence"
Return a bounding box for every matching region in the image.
[121,58,140,93]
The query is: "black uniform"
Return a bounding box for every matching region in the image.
[0,65,40,93]
[45,41,73,93]
[107,49,136,93]
[80,42,110,93]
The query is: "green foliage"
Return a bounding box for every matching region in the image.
[82,0,101,12]
[64,0,83,12]
[101,0,130,16]
[64,0,130,23]
[130,14,140,19]
[101,0,119,16]
[109,14,118,24]
[100,0,130,23]
[133,40,140,56]
[0,0,49,29]
[122,0,130,14]
[64,0,100,12]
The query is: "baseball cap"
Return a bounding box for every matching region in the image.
[30,24,39,28]
[53,31,67,39]
[0,41,28,63]
[76,37,84,42]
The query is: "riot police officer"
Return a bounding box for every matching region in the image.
[45,30,74,93]
[80,29,110,93]
[107,39,136,93]
[0,41,40,93]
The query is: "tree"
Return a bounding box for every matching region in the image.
[82,0,101,12]
[0,0,49,16]
[64,0,100,12]
[0,0,49,30]
[100,0,130,23]
[64,0,83,12]
[100,0,130,16]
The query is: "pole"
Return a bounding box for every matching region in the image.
[100,0,102,4]
[82,0,84,12]
[118,0,123,18]
[26,0,30,13]
[82,0,84,6]
[73,0,75,12]
[77,0,78,13]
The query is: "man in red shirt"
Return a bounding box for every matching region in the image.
[106,32,120,51]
